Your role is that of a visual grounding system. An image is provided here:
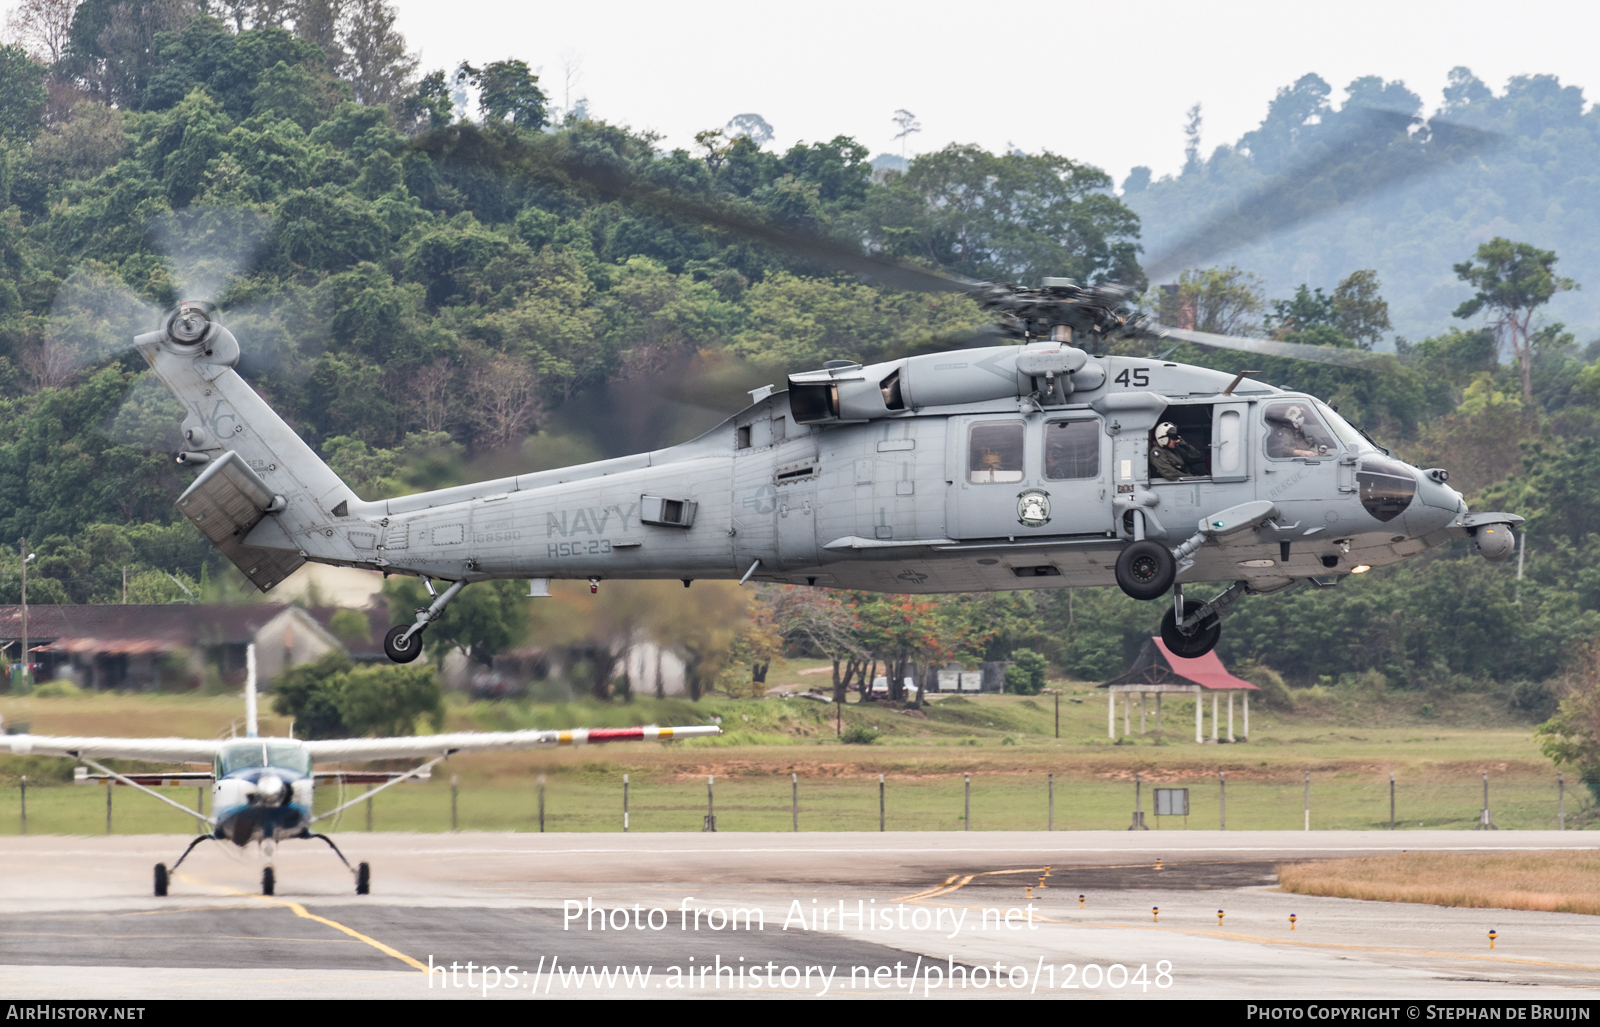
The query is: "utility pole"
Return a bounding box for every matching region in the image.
[17,539,30,694]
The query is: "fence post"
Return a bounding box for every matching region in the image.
[365,785,373,832]
[1048,773,1054,832]
[1476,771,1498,830]
[450,774,459,832]
[106,781,112,836]
[196,786,204,820]
[623,773,630,833]
[964,774,970,831]
[538,774,545,833]
[1303,771,1310,832]
[1054,690,1060,739]
[791,772,798,832]
[18,775,24,836]
[1219,771,1226,831]
[702,774,716,832]
[1558,772,1564,831]
[1389,773,1395,831]
[878,774,885,832]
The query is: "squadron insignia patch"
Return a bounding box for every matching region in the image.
[1016,488,1051,527]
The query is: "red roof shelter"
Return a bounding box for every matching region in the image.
[1099,638,1259,743]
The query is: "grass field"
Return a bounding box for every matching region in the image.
[1278,852,1600,915]
[0,673,1589,835]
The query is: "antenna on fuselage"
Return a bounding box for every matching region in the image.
[245,643,258,739]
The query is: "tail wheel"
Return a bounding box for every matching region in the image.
[261,866,275,896]
[1115,540,1176,601]
[154,863,169,897]
[384,624,424,663]
[1161,599,1222,658]
[356,862,370,895]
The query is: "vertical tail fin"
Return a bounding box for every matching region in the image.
[137,304,364,591]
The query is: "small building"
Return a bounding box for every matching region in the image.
[0,604,369,691]
[1099,638,1259,743]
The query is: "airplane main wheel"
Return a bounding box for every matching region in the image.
[356,862,370,895]
[154,863,169,897]
[262,866,275,896]
[1161,600,1222,658]
[384,624,424,663]
[1115,540,1176,601]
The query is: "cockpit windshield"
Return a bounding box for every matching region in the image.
[1313,401,1375,454]
[216,740,312,777]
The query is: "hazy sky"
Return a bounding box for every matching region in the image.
[392,0,1597,185]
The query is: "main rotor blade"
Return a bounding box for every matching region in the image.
[1143,110,1503,281]
[1151,325,1402,371]
[559,156,979,294]
[412,128,981,295]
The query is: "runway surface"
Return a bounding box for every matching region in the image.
[0,831,1595,1000]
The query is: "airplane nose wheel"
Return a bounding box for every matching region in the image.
[1161,599,1222,658]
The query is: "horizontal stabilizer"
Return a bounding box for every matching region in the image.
[176,450,303,592]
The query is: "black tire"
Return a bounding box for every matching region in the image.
[154,863,168,897]
[1115,540,1176,601]
[384,624,424,663]
[262,866,275,896]
[1161,600,1222,658]
[356,862,370,895]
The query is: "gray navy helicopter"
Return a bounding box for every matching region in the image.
[130,120,1522,662]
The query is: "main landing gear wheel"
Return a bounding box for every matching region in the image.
[384,624,424,663]
[153,863,168,897]
[1115,540,1176,601]
[1161,599,1222,658]
[356,862,370,895]
[261,866,275,896]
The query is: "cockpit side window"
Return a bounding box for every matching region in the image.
[968,422,1025,483]
[1263,401,1339,459]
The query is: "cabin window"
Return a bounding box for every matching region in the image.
[968,422,1025,483]
[736,425,752,450]
[1043,420,1099,480]
[1215,409,1242,473]
[1263,401,1339,459]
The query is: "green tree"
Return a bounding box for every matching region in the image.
[0,45,47,139]
[269,651,444,739]
[1535,638,1600,802]
[457,59,547,130]
[1004,648,1048,695]
[1453,238,1578,404]
[864,143,1144,287]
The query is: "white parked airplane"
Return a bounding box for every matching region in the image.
[0,653,719,896]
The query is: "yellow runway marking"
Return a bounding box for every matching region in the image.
[177,875,428,973]
[893,867,1048,903]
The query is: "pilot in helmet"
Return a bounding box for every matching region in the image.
[1267,404,1324,458]
[1150,422,1206,480]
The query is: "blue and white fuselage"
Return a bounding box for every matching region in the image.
[212,739,315,846]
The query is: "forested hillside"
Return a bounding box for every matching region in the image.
[1125,69,1600,339]
[1,0,1599,727]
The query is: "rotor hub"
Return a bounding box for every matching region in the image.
[165,301,214,346]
